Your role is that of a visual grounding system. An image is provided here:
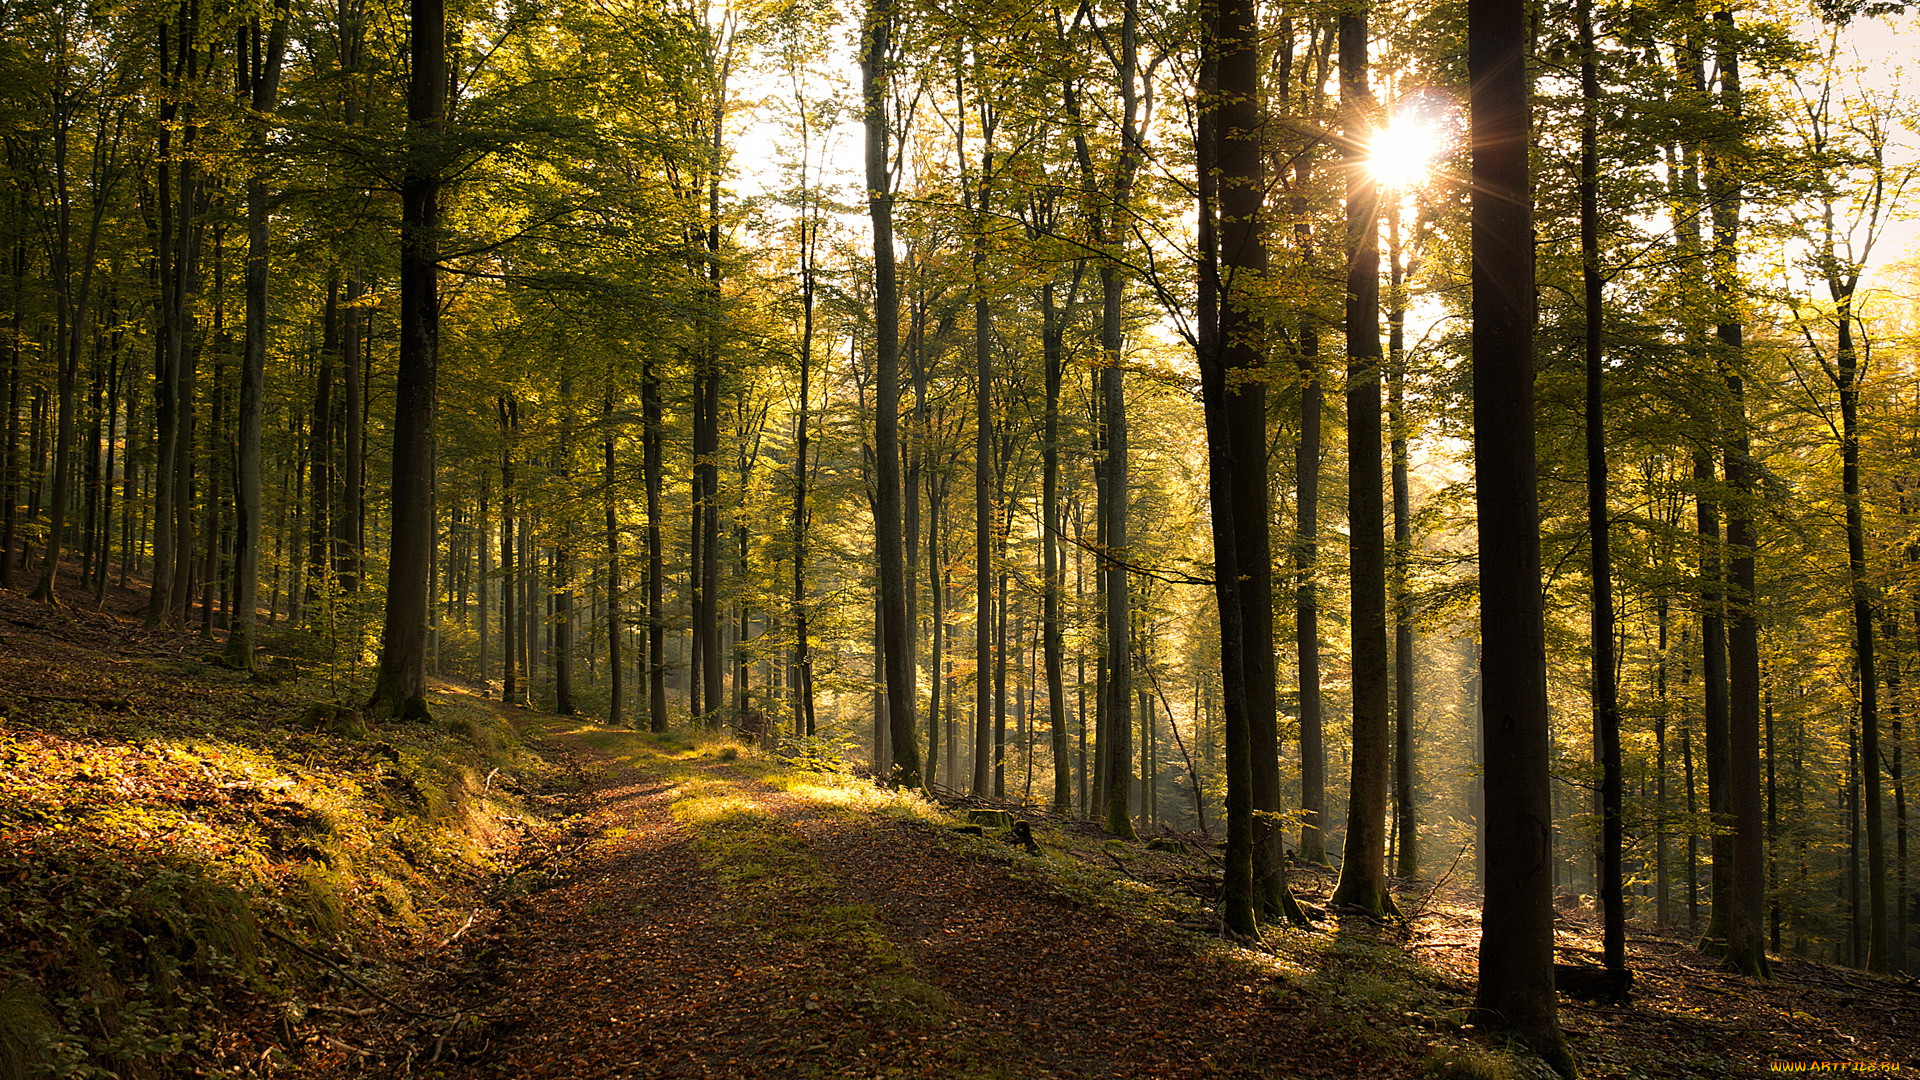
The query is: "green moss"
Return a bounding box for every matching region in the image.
[1424,1045,1525,1080]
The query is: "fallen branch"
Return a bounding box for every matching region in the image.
[5,692,133,711]
[262,927,445,1020]
[488,836,594,898]
[440,909,482,948]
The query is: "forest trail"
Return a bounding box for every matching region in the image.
[412,716,1423,1080]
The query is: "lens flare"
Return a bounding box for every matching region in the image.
[1366,117,1441,188]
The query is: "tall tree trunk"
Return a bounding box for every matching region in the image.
[1696,447,1733,951]
[969,109,996,797]
[1387,202,1417,880]
[1283,35,1329,865]
[554,372,577,716]
[863,0,920,785]
[1835,299,1885,970]
[221,3,290,671]
[1043,278,1071,814]
[146,17,184,626]
[995,538,1011,798]
[1099,252,1131,835]
[1705,9,1768,977]
[1096,0,1140,842]
[500,402,519,706]
[337,274,364,593]
[643,351,667,731]
[1656,589,1672,926]
[1467,0,1571,1063]
[367,0,445,720]
[1295,315,1326,864]
[792,210,817,741]
[1331,5,1395,919]
[29,63,91,606]
[605,383,623,725]
[1580,0,1626,979]
[1198,13,1255,938]
[478,480,490,683]
[1203,0,1306,934]
[309,284,337,606]
[2,231,22,591]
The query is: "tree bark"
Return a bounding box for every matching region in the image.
[1466,0,1571,1064]
[1579,0,1625,979]
[643,352,668,731]
[1387,202,1417,881]
[367,0,445,720]
[605,383,623,725]
[1198,14,1254,937]
[1203,0,1306,934]
[1043,277,1071,814]
[1331,5,1395,919]
[218,5,289,669]
[863,0,920,786]
[1705,8,1768,977]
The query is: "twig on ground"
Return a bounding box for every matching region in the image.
[440,909,481,948]
[263,927,446,1020]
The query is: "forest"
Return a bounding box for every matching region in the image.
[2,0,1919,1071]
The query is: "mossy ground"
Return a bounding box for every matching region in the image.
[0,589,556,1079]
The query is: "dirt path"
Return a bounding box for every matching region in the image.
[425,725,1422,1080]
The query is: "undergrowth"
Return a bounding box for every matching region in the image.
[0,656,554,1080]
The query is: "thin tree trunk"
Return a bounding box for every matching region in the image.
[337,274,364,593]
[644,352,667,731]
[1043,278,1071,813]
[1387,202,1417,881]
[1829,248,1886,974]
[501,404,519,706]
[1696,447,1734,953]
[478,479,490,684]
[605,383,623,725]
[792,210,816,740]
[1580,0,1625,977]
[1296,314,1325,864]
[970,122,995,798]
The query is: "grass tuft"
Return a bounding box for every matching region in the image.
[0,979,55,1080]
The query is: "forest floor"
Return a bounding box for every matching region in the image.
[1,574,1918,1079]
[304,710,1920,1080]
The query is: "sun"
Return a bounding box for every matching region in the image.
[1366,117,1442,189]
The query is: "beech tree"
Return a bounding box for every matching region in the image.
[366,0,447,720]
[1467,0,1572,1064]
